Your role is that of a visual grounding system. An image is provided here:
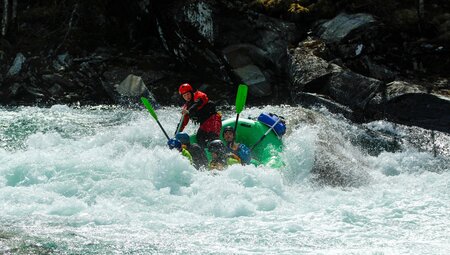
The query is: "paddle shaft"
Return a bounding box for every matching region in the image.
[250,118,281,151]
[141,97,170,140]
[175,113,185,135]
[156,119,170,140]
[233,113,240,141]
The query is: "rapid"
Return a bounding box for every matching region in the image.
[0,104,449,254]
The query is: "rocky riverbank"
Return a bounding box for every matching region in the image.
[1,0,449,133]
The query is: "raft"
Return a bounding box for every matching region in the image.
[191,113,285,168]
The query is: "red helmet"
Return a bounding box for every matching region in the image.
[179,83,193,95]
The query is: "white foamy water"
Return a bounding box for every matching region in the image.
[0,105,449,254]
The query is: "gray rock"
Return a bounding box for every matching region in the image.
[183,1,214,44]
[233,64,271,97]
[293,92,356,120]
[48,84,64,97]
[7,53,26,76]
[287,40,338,92]
[362,57,397,82]
[315,13,377,43]
[369,80,450,133]
[223,44,273,97]
[327,70,382,110]
[42,74,75,88]
[115,74,157,106]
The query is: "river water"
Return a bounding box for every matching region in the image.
[0,104,449,254]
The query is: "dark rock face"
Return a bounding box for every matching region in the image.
[287,39,337,93]
[1,0,449,134]
[326,69,382,111]
[368,81,450,133]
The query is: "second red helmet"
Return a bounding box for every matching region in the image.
[179,83,193,95]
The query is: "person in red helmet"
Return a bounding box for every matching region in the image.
[177,83,222,148]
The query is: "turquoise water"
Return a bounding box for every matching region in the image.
[0,105,449,254]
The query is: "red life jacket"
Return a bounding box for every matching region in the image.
[179,91,217,131]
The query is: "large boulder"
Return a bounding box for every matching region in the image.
[104,74,157,107]
[287,39,338,92]
[288,38,382,112]
[293,92,356,121]
[315,12,377,44]
[327,69,383,110]
[223,44,273,97]
[369,81,450,133]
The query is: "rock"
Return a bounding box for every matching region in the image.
[48,84,64,97]
[288,37,382,111]
[249,13,299,71]
[315,13,377,44]
[42,74,75,88]
[327,69,382,110]
[311,150,371,187]
[233,64,270,97]
[223,44,273,97]
[287,39,338,92]
[115,74,157,106]
[183,1,214,44]
[369,81,450,133]
[361,56,397,82]
[7,53,26,76]
[152,1,233,83]
[293,92,356,121]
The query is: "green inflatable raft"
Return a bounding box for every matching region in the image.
[191,113,286,168]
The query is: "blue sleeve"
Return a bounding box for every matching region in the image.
[238,144,251,164]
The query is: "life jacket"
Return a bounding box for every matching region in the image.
[183,143,208,168]
[181,148,193,164]
[180,91,217,130]
[227,143,251,165]
[226,156,241,166]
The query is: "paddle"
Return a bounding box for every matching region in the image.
[250,118,281,151]
[141,97,170,140]
[233,84,248,140]
[175,112,186,135]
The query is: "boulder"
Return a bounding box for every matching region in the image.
[7,53,26,77]
[293,92,356,121]
[115,74,157,106]
[223,44,273,97]
[287,39,338,92]
[369,81,450,133]
[327,69,383,110]
[315,13,377,44]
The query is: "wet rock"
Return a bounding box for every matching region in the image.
[369,81,450,133]
[247,13,299,71]
[311,151,371,187]
[233,64,270,97]
[292,92,356,121]
[53,53,72,71]
[115,74,157,106]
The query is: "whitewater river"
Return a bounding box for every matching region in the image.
[0,104,449,254]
